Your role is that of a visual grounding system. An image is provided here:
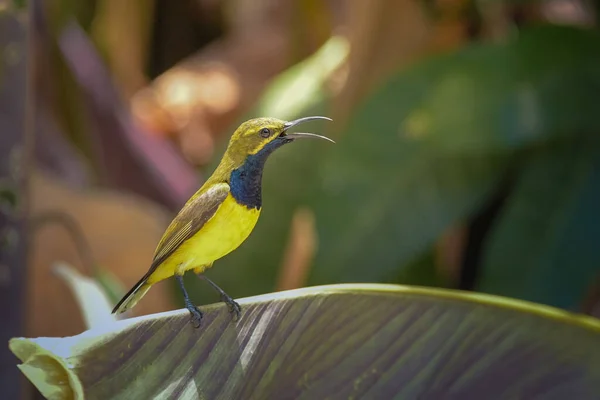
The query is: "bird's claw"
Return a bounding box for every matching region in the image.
[221,294,241,321]
[185,303,203,328]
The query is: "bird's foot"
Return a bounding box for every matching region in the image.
[221,294,242,321]
[195,274,241,321]
[185,301,203,328]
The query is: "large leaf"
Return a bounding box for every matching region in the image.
[390,25,600,154]
[9,284,600,399]
[311,151,508,285]
[308,24,600,285]
[479,140,600,310]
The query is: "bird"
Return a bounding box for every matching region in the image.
[111,116,334,327]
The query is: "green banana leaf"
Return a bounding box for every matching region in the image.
[10,284,600,399]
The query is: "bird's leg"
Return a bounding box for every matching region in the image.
[176,275,203,328]
[197,274,241,320]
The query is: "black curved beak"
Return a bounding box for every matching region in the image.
[281,116,335,143]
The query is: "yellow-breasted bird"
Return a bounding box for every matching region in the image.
[112,116,333,326]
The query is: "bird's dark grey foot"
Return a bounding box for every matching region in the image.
[198,274,242,321]
[177,275,203,328]
[184,299,203,328]
[221,293,242,321]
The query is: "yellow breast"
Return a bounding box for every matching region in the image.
[147,194,260,283]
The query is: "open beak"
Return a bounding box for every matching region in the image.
[281,116,335,143]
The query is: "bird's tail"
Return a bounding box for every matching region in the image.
[112,274,152,314]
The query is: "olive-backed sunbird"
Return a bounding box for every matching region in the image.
[111,116,333,326]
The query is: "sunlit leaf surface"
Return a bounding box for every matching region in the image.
[10,284,600,399]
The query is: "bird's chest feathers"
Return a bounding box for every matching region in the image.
[229,144,278,209]
[175,195,260,269]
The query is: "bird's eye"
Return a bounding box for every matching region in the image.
[260,128,271,138]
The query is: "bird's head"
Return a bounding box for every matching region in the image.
[224,116,334,165]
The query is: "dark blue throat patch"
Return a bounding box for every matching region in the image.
[229,138,287,209]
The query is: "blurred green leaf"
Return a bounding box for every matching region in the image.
[479,139,600,310]
[393,25,600,154]
[389,246,447,287]
[46,0,97,32]
[257,35,348,120]
[308,24,600,286]
[311,151,508,284]
[11,0,26,9]
[10,284,600,399]
[40,0,101,167]
[0,181,18,213]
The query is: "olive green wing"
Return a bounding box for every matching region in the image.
[149,182,230,273]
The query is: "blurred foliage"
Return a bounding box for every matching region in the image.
[189,24,600,313]
[480,139,600,309]
[257,35,348,121]
[312,25,600,308]
[391,246,447,287]
[10,284,600,399]
[11,0,26,9]
[9,0,600,326]
[5,0,600,397]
